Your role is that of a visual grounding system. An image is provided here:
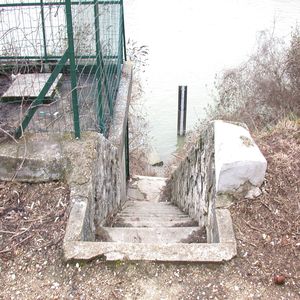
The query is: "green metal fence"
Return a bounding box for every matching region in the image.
[0,0,126,138]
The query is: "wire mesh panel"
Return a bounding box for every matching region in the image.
[0,0,67,59]
[0,0,125,140]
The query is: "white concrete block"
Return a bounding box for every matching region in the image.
[214,120,267,193]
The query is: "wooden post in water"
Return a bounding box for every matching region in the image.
[177,85,187,136]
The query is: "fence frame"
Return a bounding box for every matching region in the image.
[0,0,126,139]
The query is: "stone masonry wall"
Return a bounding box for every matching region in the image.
[93,137,126,228]
[166,123,216,239]
[63,63,132,243]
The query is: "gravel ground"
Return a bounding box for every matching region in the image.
[0,119,299,300]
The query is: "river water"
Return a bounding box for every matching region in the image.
[124,0,300,161]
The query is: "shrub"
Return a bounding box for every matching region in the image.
[205,29,300,131]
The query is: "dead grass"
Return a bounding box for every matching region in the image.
[0,181,70,261]
[230,118,300,288]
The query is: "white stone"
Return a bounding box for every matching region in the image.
[148,147,163,166]
[245,187,262,199]
[214,120,267,193]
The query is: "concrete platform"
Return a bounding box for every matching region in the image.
[2,73,62,101]
[128,175,167,202]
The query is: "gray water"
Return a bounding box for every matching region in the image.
[125,0,300,161]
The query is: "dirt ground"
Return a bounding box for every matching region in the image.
[0,120,299,300]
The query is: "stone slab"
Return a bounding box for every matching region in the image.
[215,209,236,244]
[0,134,64,182]
[214,120,267,193]
[122,201,182,213]
[113,220,195,228]
[100,227,200,243]
[64,241,236,262]
[119,211,187,217]
[128,175,167,202]
[2,73,62,100]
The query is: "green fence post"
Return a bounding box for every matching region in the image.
[15,51,69,138]
[120,0,127,61]
[65,0,81,139]
[93,0,105,133]
[40,0,48,62]
[125,121,130,180]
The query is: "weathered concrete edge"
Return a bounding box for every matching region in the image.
[63,196,94,242]
[63,241,236,262]
[63,205,237,262]
[0,135,64,183]
[108,62,132,150]
[215,208,236,247]
[0,155,64,182]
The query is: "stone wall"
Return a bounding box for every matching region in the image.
[166,123,216,240]
[63,63,132,243]
[166,120,267,243]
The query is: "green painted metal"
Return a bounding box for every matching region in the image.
[0,1,120,8]
[15,51,69,139]
[0,55,118,60]
[3,0,127,139]
[93,0,105,133]
[65,0,80,139]
[120,0,127,61]
[40,0,48,62]
[125,121,130,180]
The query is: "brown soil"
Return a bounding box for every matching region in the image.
[0,181,70,260]
[0,119,299,299]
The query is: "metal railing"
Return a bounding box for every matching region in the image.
[0,0,126,138]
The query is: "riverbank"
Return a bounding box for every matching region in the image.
[0,118,299,299]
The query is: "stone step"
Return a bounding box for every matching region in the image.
[112,219,197,228]
[118,212,187,218]
[65,241,236,262]
[115,215,193,223]
[98,227,205,243]
[122,201,186,213]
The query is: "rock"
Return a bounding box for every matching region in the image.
[148,148,163,166]
[214,120,267,194]
[245,187,262,199]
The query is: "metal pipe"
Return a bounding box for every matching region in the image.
[177,85,187,136]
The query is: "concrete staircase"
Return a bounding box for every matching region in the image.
[96,176,206,244]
